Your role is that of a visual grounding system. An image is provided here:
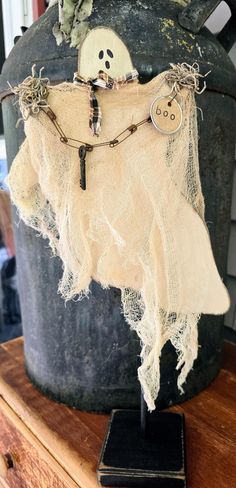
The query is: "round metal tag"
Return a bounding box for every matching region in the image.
[150,95,183,135]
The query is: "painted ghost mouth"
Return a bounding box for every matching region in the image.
[98,50,113,70]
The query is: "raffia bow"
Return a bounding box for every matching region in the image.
[165,62,210,95]
[9,64,50,127]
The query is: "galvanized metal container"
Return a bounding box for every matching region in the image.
[0,0,236,412]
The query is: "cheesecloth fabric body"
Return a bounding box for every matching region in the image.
[7,71,230,411]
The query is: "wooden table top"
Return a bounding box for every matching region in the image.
[0,338,235,488]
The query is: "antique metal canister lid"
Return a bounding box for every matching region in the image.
[0,1,236,101]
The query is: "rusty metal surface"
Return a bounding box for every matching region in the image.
[0,2,236,98]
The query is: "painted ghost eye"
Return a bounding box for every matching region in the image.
[99,50,104,59]
[107,49,114,58]
[105,61,110,70]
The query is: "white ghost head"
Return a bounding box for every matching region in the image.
[78,27,134,79]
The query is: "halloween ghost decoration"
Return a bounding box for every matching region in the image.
[73,27,139,138]
[7,27,230,411]
[78,27,134,79]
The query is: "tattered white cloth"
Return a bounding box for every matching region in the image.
[7,66,230,411]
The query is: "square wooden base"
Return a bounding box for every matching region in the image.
[97,410,186,487]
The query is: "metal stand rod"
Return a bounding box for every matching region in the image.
[139,342,148,439]
[140,389,148,438]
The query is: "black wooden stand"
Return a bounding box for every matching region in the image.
[97,393,186,487]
